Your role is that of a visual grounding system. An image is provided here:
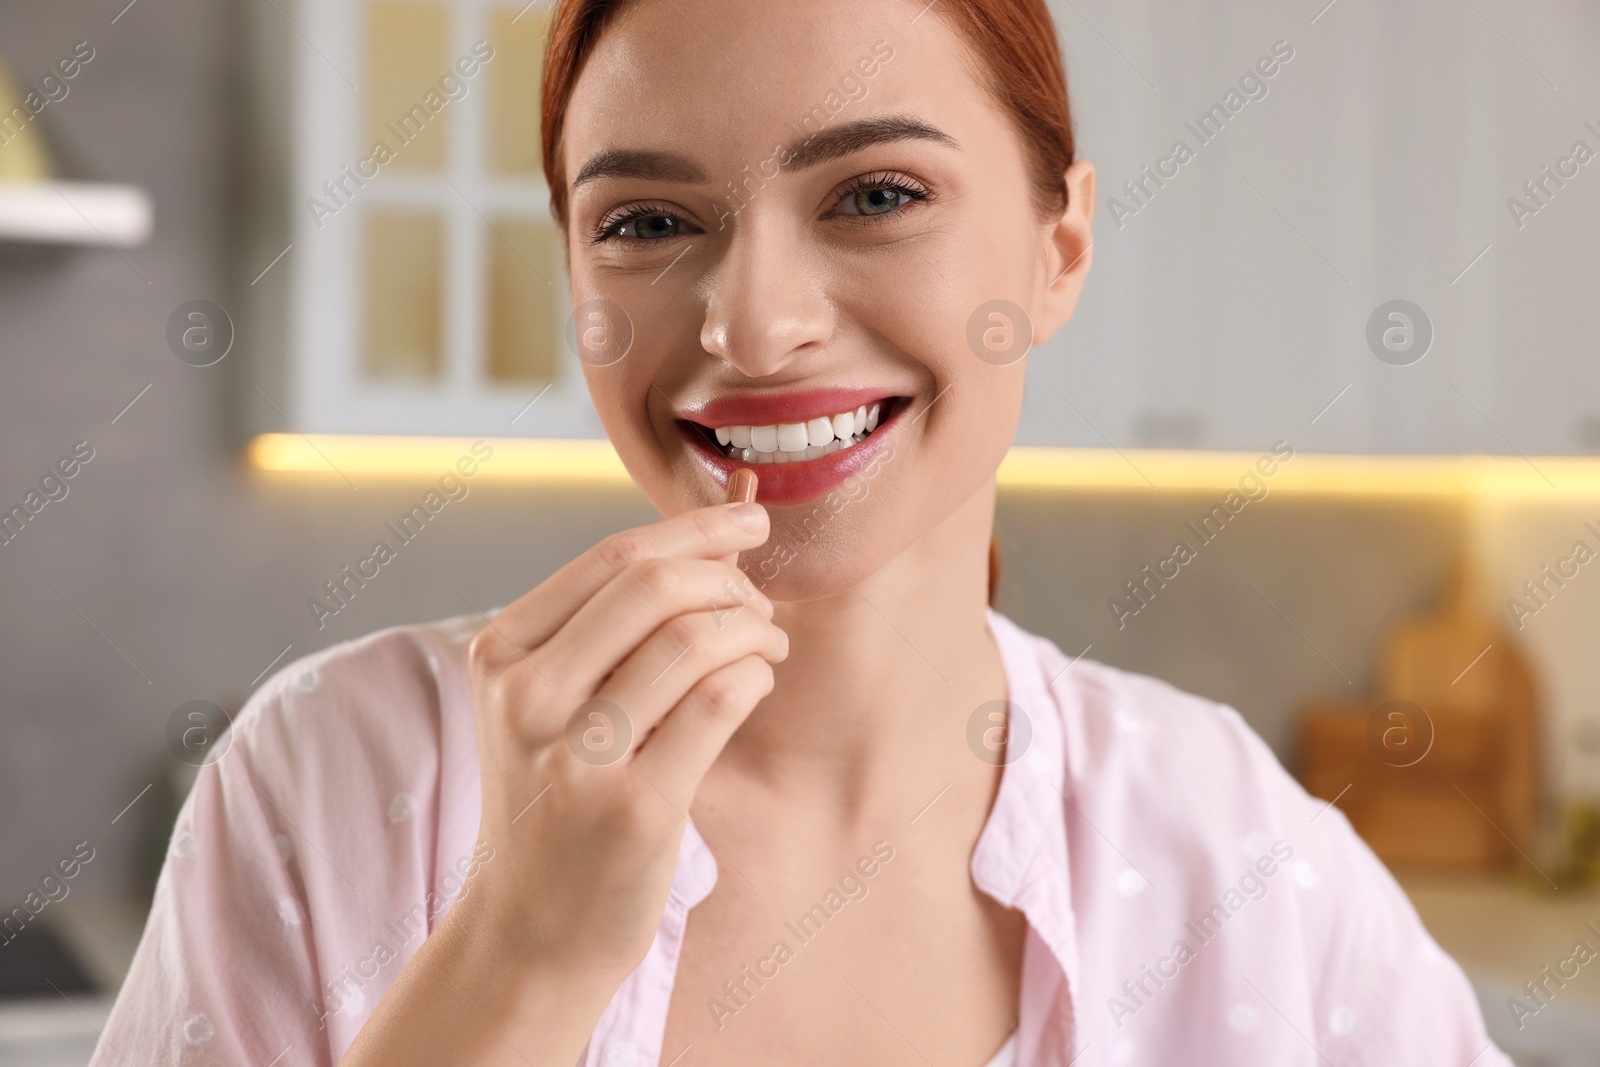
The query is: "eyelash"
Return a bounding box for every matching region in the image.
[833,171,932,219]
[587,172,932,245]
[587,201,681,245]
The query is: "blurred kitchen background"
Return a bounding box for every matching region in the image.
[2,0,1598,1063]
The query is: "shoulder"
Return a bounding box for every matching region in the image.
[215,612,487,908]
[993,611,1316,831]
[991,611,1337,917]
[187,614,488,1041]
[213,613,486,868]
[993,615,1507,1061]
[236,612,481,785]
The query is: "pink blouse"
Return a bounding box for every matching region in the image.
[93,610,1510,1066]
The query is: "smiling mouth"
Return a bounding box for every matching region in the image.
[684,398,902,464]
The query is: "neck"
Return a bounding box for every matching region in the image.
[720,481,1006,818]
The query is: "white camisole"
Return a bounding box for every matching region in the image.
[981,1030,1018,1067]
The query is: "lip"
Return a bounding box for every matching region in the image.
[675,390,905,505]
[676,387,893,430]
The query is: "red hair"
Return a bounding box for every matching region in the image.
[539,0,1076,227]
[539,0,1073,607]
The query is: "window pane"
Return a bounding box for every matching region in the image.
[366,3,451,172]
[364,211,444,379]
[487,7,545,176]
[486,218,562,382]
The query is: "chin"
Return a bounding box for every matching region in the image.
[735,512,897,602]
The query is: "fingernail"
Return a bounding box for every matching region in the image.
[727,501,766,532]
[726,468,758,505]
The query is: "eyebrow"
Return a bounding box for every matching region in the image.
[784,115,961,171]
[569,115,960,192]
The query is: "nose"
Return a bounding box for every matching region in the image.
[698,216,835,376]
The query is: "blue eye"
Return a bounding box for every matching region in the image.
[841,187,910,216]
[833,174,929,219]
[608,213,684,240]
[592,205,701,244]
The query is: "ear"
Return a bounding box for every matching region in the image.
[1033,160,1095,344]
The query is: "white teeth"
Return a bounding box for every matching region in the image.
[710,402,890,463]
[776,422,809,452]
[749,424,778,452]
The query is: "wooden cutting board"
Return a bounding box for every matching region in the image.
[1299,561,1540,870]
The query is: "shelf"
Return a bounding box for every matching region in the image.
[0,181,152,247]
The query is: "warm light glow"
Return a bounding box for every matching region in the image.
[247,434,1600,498]
[248,434,634,484]
[996,449,1600,497]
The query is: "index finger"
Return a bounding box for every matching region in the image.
[489,500,768,651]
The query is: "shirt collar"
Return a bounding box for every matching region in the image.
[671,610,1083,1039]
[973,610,1082,1025]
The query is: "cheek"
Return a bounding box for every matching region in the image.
[572,266,692,466]
[830,222,1033,449]
[581,357,664,480]
[577,291,741,522]
[836,195,1040,367]
[778,239,1027,589]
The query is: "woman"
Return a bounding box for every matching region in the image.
[96,0,1510,1064]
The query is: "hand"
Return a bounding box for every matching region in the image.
[461,498,784,982]
[342,498,780,1067]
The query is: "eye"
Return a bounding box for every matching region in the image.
[592,205,700,244]
[832,172,930,218]
[842,187,910,216]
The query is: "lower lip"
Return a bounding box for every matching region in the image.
[680,403,900,505]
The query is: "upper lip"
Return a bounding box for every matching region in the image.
[675,387,901,428]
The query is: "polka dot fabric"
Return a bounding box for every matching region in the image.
[91,611,1510,1066]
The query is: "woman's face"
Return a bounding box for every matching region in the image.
[562,0,1094,600]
